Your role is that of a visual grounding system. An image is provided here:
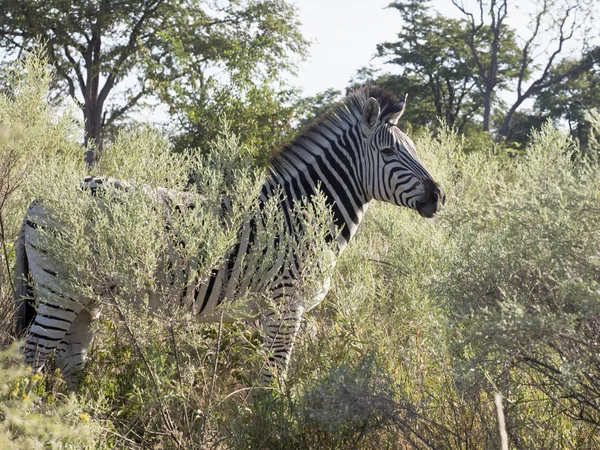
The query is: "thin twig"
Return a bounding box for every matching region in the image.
[200,309,224,445]
[366,258,409,275]
[209,310,224,405]
[0,213,15,295]
[213,385,276,410]
[111,296,184,448]
[169,322,193,445]
[495,393,509,450]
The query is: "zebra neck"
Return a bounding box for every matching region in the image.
[267,123,369,253]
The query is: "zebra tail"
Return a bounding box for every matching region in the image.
[13,219,35,338]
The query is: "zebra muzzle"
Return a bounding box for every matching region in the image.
[417,180,445,218]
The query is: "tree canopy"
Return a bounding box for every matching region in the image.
[451,0,600,137]
[376,1,486,131]
[535,58,600,147]
[364,0,600,141]
[0,0,308,166]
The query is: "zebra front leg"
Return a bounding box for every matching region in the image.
[260,302,305,384]
[55,307,97,391]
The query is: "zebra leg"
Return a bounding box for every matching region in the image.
[260,302,305,384]
[55,307,97,391]
[23,303,81,375]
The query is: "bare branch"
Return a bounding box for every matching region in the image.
[519,4,581,100]
[516,0,547,97]
[451,0,487,86]
[98,0,166,105]
[535,5,577,87]
[104,87,149,127]
[62,45,87,95]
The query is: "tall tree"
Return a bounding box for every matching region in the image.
[452,0,600,137]
[0,0,307,167]
[377,1,499,131]
[534,58,600,147]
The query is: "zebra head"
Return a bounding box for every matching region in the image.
[360,93,445,218]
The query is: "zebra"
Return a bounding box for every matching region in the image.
[13,86,445,391]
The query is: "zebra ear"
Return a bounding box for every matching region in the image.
[362,97,381,132]
[388,94,407,125]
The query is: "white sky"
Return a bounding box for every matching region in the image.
[290,0,481,96]
[289,0,546,97]
[291,0,402,96]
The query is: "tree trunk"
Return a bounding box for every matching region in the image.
[498,99,524,139]
[482,90,492,132]
[83,100,105,169]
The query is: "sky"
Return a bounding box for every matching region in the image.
[290,0,403,96]
[289,0,535,97]
[137,0,587,126]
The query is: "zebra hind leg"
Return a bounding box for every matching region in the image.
[23,306,76,376]
[55,307,97,392]
[260,303,305,384]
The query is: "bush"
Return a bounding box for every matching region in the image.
[437,121,600,429]
[0,344,100,449]
[2,52,600,449]
[1,51,335,448]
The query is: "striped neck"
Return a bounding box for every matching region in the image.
[267,118,369,252]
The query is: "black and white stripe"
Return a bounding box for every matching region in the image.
[14,86,445,389]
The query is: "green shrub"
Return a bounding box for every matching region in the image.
[437,121,600,429]
[0,343,100,449]
[2,51,600,449]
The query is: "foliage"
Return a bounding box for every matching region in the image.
[0,51,83,343]
[0,53,335,447]
[2,52,600,449]
[505,60,600,150]
[153,0,310,159]
[0,0,308,164]
[375,0,523,132]
[438,120,600,428]
[377,1,482,130]
[290,88,343,135]
[172,84,303,162]
[0,56,99,446]
[584,108,600,158]
[0,344,100,449]
[535,59,600,148]
[495,109,549,149]
[371,0,600,139]
[449,0,599,136]
[348,68,437,134]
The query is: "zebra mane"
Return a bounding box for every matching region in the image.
[270,86,406,173]
[343,86,406,125]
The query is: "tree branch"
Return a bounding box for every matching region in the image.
[104,87,149,127]
[98,0,166,105]
[451,0,487,87]
[532,5,577,90]
[62,45,87,96]
[518,4,582,102]
[517,0,547,97]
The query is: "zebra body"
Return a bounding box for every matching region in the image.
[14,87,445,390]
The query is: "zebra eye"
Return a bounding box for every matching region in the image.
[381,147,395,156]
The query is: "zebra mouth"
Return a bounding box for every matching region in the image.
[415,181,445,218]
[416,202,437,218]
